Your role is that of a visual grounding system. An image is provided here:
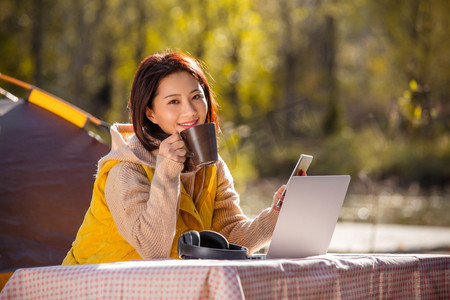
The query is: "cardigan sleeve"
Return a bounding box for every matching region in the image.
[211,158,280,254]
[104,155,184,259]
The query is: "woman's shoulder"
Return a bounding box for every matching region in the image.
[215,155,234,182]
[107,161,149,182]
[217,154,231,169]
[126,134,158,166]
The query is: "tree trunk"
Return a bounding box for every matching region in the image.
[322,14,340,135]
[279,0,297,136]
[31,0,43,86]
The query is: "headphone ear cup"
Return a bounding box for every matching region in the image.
[183,230,201,246]
[199,230,229,249]
[178,230,249,260]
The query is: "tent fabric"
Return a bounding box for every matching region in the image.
[0,98,110,272]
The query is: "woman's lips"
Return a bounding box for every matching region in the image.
[179,120,198,129]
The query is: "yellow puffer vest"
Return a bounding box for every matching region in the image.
[62,160,217,264]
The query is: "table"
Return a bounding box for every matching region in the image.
[1,254,449,299]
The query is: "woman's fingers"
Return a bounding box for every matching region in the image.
[159,133,188,163]
[272,185,286,211]
[276,185,286,201]
[164,132,182,144]
[171,139,186,151]
[295,169,307,176]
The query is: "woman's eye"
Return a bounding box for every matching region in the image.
[168,99,179,104]
[193,94,203,100]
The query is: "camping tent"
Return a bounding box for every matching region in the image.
[0,74,110,288]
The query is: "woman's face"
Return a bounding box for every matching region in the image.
[146,71,208,135]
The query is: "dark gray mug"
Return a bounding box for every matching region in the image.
[180,123,218,167]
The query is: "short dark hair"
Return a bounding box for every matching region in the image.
[128,51,219,151]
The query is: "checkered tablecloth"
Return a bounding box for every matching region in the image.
[1,254,449,299]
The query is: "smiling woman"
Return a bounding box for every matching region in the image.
[128,52,219,153]
[146,72,208,135]
[61,50,286,264]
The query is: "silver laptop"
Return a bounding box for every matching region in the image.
[262,175,350,259]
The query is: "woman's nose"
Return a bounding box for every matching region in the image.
[183,99,198,116]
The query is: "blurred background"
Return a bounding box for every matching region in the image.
[1,0,449,253]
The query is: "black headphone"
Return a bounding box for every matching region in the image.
[178,230,249,260]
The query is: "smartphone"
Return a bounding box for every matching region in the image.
[282,154,313,196]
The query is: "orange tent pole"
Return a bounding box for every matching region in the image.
[0,73,32,90]
[0,73,109,129]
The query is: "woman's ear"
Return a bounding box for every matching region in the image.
[145,107,157,123]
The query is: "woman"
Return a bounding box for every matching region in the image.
[62,51,285,264]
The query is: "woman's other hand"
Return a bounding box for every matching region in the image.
[272,170,306,211]
[272,185,286,211]
[158,131,188,163]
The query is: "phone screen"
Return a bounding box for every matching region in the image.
[282,154,313,196]
[289,154,313,179]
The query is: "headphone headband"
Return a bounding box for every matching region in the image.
[178,230,249,260]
